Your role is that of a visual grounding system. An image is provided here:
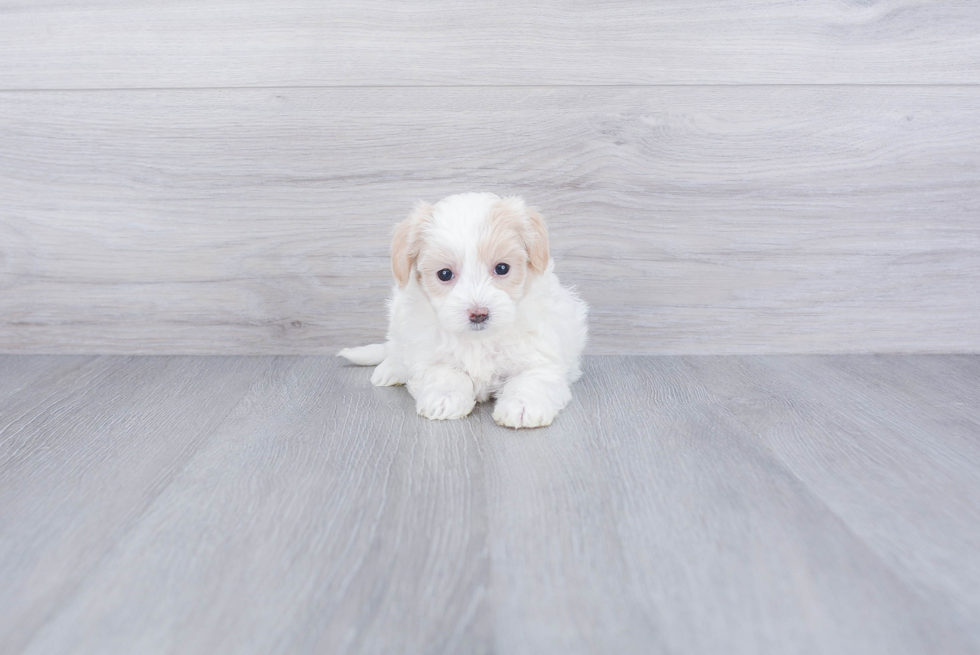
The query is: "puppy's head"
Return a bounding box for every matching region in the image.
[391,192,549,334]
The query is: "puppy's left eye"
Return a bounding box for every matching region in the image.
[494,263,510,276]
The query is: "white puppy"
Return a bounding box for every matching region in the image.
[338,192,588,428]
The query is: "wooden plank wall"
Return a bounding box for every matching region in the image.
[1,1,978,354]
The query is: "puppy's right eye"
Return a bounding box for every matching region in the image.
[437,268,454,282]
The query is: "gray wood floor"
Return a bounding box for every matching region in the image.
[1,355,977,654]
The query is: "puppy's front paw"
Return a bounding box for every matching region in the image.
[416,390,476,421]
[493,396,558,429]
[371,358,405,387]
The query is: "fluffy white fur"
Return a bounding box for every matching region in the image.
[338,192,588,428]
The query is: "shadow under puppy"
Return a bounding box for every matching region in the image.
[339,192,588,428]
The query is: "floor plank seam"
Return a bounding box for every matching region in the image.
[9,357,292,652]
[3,82,980,94]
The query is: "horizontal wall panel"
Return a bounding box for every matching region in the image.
[1,86,978,354]
[1,1,979,88]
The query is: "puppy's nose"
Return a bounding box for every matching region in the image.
[468,307,490,324]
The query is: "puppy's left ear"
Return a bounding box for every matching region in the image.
[524,207,550,274]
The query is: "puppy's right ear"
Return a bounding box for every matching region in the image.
[391,200,434,288]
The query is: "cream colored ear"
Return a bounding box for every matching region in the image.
[391,201,434,288]
[525,208,550,273]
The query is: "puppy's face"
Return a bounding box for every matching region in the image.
[392,193,550,335]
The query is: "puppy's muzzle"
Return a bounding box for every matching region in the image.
[468,307,490,325]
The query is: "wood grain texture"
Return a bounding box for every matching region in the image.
[0,1,978,88]
[481,356,976,654]
[683,355,980,643]
[2,87,978,355]
[15,357,491,655]
[0,356,272,654]
[830,354,980,424]
[0,355,92,401]
[1,355,978,653]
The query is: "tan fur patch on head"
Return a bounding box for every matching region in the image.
[483,197,550,277]
[481,238,527,300]
[416,242,460,299]
[391,200,434,288]
[479,198,535,299]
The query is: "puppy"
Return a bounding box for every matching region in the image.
[338,192,588,428]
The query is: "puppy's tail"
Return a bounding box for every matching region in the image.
[337,343,388,366]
